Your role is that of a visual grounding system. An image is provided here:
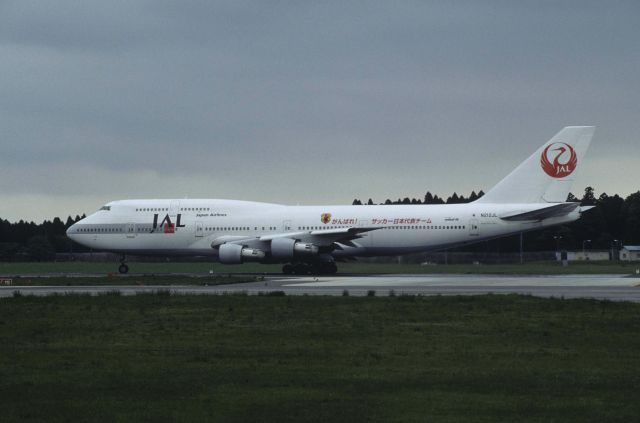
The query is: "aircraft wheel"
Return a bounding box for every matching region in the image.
[282,264,294,275]
[309,264,321,275]
[319,262,337,274]
[293,263,309,275]
[118,264,129,274]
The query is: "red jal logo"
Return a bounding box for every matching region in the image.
[541,142,577,178]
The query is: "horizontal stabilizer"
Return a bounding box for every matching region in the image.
[500,203,580,221]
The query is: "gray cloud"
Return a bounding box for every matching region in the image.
[1,0,639,222]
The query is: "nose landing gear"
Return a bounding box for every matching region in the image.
[118,255,129,274]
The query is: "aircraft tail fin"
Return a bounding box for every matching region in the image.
[475,126,595,204]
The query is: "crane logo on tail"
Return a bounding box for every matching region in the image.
[541,142,577,178]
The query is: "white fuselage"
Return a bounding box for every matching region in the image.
[67,198,578,260]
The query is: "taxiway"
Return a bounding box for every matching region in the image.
[1,273,639,301]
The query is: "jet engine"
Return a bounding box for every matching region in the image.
[218,243,266,264]
[271,237,319,259]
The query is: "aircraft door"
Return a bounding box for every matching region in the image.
[282,220,292,232]
[469,219,479,236]
[195,221,204,238]
[170,201,180,214]
[126,223,136,238]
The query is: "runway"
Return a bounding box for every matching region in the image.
[2,273,640,301]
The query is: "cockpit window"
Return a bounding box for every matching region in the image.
[99,206,111,211]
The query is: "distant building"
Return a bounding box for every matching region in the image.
[620,246,640,261]
[556,251,610,261]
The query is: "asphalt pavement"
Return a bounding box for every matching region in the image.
[2,273,639,301]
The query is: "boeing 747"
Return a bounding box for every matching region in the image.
[67,126,595,274]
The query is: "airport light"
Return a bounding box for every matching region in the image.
[553,235,563,252]
[611,239,620,261]
[553,235,563,262]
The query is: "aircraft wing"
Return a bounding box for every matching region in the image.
[210,235,255,248]
[259,227,381,247]
[211,227,381,249]
[499,202,581,221]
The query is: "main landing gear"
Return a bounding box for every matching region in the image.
[118,255,129,274]
[282,262,338,275]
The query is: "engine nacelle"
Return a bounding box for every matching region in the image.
[271,237,319,259]
[218,243,266,264]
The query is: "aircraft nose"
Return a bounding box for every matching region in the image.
[66,223,78,240]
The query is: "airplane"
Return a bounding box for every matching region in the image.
[66,126,595,275]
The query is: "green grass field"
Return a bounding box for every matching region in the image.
[1,294,639,422]
[1,260,638,276]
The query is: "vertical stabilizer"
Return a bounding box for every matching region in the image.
[475,126,595,204]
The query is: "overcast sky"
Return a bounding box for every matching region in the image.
[1,1,639,222]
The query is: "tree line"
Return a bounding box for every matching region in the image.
[352,190,485,205]
[1,187,639,261]
[0,215,86,261]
